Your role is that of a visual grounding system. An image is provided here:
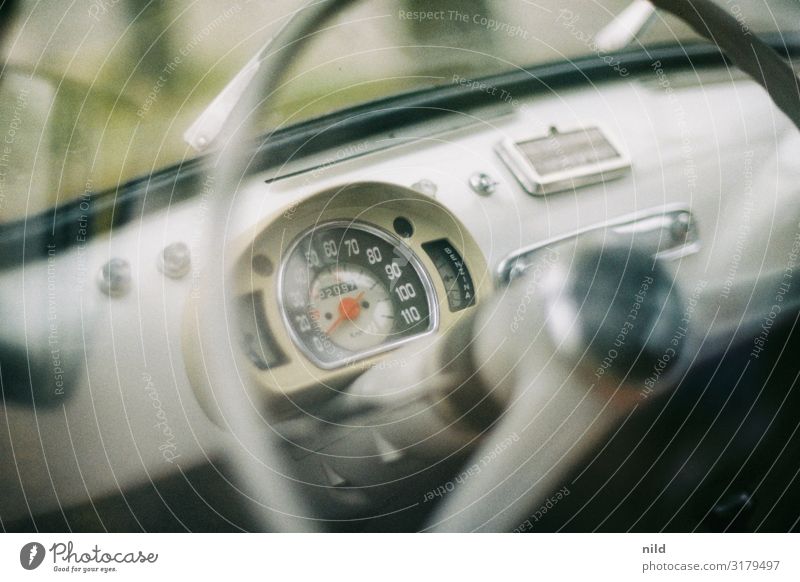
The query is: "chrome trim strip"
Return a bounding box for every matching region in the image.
[495,203,700,285]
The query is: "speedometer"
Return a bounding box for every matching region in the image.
[279,221,438,368]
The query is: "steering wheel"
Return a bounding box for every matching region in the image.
[193,0,800,532]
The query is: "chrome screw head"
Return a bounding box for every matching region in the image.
[468,172,497,196]
[97,258,132,297]
[158,242,192,279]
[411,178,438,197]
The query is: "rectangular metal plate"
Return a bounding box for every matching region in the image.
[496,125,631,196]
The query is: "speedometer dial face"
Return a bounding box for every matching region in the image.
[308,265,394,352]
[280,221,438,368]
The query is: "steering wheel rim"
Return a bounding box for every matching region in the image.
[198,0,360,532]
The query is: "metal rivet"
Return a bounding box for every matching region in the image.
[411,178,438,197]
[158,242,192,279]
[671,211,693,243]
[97,258,131,297]
[469,172,497,196]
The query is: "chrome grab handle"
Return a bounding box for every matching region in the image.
[496,204,699,285]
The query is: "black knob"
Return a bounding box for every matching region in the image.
[561,242,683,383]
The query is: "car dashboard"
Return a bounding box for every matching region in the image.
[2,43,800,532]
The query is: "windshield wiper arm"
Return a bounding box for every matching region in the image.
[183,6,315,153]
[183,49,267,152]
[595,0,657,52]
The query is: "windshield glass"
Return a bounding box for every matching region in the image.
[0,0,796,222]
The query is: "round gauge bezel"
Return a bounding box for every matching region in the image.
[277,220,439,370]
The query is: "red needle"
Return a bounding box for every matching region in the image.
[326,291,365,334]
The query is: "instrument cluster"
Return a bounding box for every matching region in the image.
[184,181,487,414]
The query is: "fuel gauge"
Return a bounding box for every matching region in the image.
[422,239,476,312]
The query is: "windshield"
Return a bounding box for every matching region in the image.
[0,0,795,222]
